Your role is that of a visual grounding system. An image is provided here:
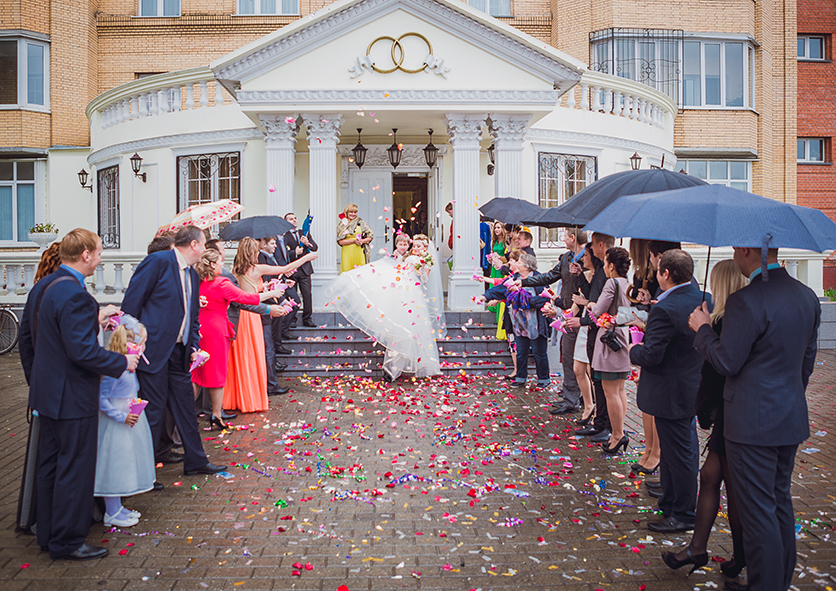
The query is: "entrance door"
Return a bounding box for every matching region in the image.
[392,173,429,239]
[349,170,392,261]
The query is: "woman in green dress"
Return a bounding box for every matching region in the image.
[487,221,509,339]
[337,203,374,273]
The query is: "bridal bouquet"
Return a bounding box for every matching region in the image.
[412,253,434,273]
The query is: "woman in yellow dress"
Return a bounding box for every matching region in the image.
[337,203,374,273]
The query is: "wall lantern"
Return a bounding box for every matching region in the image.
[77,169,93,192]
[423,129,438,169]
[630,152,642,170]
[352,128,367,169]
[387,128,402,169]
[487,142,496,176]
[130,152,147,182]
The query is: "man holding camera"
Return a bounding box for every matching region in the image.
[629,249,705,533]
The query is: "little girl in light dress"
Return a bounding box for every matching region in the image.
[95,315,155,528]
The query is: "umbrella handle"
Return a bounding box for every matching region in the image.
[702,246,711,303]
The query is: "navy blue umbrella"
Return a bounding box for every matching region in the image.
[583,184,836,251]
[219,215,294,241]
[524,168,708,228]
[479,197,545,226]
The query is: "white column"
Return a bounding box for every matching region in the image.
[489,114,529,200]
[260,114,299,216]
[445,113,487,311]
[303,113,344,310]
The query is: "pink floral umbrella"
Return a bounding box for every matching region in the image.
[159,199,244,234]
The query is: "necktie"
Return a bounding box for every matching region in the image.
[182,268,191,345]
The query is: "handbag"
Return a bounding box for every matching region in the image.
[600,278,625,352]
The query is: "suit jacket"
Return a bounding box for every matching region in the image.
[694,268,820,446]
[284,229,318,277]
[121,249,201,374]
[630,283,707,420]
[19,267,126,419]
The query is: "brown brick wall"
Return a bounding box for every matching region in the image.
[674,111,759,152]
[798,0,836,221]
[0,110,51,147]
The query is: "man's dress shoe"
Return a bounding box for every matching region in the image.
[724,581,750,591]
[184,462,225,476]
[276,345,292,355]
[156,451,184,463]
[60,543,109,561]
[589,429,612,443]
[647,516,695,533]
[647,487,663,499]
[268,387,290,396]
[221,410,237,420]
[302,320,317,327]
[575,425,602,436]
[549,403,580,416]
[281,332,293,341]
[152,481,164,492]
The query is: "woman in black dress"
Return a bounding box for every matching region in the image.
[662,259,748,577]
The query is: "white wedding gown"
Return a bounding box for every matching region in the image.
[325,249,445,379]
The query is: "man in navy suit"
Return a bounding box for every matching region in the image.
[121,225,223,477]
[630,250,705,533]
[284,212,318,327]
[19,228,137,560]
[690,247,820,591]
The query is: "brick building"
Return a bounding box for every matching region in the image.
[0,0,823,305]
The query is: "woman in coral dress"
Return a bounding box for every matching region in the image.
[224,237,316,415]
[192,247,285,429]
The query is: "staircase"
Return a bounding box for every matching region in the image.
[276,311,514,378]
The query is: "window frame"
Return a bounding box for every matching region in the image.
[681,38,754,110]
[0,36,50,111]
[176,152,242,233]
[97,165,121,250]
[0,160,42,246]
[677,159,752,192]
[236,0,300,16]
[466,0,512,18]
[537,152,598,249]
[797,35,826,61]
[137,0,181,17]
[797,138,827,164]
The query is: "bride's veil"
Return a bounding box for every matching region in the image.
[425,239,447,339]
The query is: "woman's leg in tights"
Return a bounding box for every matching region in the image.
[674,450,723,559]
[719,454,746,563]
[574,360,593,420]
[640,413,661,468]
[209,387,225,420]
[602,378,626,444]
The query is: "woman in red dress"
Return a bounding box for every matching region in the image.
[191,247,285,429]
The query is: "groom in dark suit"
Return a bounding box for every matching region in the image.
[121,225,223,477]
[690,247,820,591]
[284,212,318,327]
[630,249,705,533]
[19,228,137,560]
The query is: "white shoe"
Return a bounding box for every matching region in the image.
[123,508,141,519]
[104,511,139,528]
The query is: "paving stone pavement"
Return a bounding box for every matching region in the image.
[0,350,834,591]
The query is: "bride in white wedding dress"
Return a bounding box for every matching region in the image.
[325,234,446,380]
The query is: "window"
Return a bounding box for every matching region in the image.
[0,37,49,109]
[237,0,299,15]
[797,138,826,163]
[590,29,683,106]
[682,40,754,108]
[0,161,37,244]
[97,166,120,249]
[467,0,511,17]
[798,36,825,60]
[538,153,597,248]
[177,153,241,229]
[678,160,751,192]
[139,0,179,17]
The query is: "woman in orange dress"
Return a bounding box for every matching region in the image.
[224,237,316,414]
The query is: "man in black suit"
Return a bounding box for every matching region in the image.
[690,247,820,591]
[19,228,138,560]
[630,249,705,533]
[284,212,318,327]
[122,225,223,477]
[257,237,293,395]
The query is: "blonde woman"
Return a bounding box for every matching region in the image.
[337,203,373,272]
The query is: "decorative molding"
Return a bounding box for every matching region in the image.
[213,0,583,90]
[237,89,561,107]
[488,114,530,148]
[259,114,300,146]
[445,113,486,148]
[301,113,345,147]
[87,128,261,166]
[527,127,675,163]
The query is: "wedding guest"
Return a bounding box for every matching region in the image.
[337,203,373,273]
[284,212,318,328]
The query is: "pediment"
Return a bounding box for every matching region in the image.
[211,0,585,96]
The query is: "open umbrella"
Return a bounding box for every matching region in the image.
[523,169,707,228]
[161,199,244,233]
[479,197,545,226]
[219,215,295,241]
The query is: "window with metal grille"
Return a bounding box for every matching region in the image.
[176,152,241,230]
[97,166,120,249]
[538,153,597,248]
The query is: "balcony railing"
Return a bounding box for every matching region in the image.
[86,67,233,131]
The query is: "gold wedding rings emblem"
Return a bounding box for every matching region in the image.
[366,33,433,74]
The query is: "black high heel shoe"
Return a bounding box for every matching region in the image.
[575,409,594,426]
[209,415,227,430]
[720,555,746,578]
[661,548,709,575]
[636,462,660,474]
[601,435,629,455]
